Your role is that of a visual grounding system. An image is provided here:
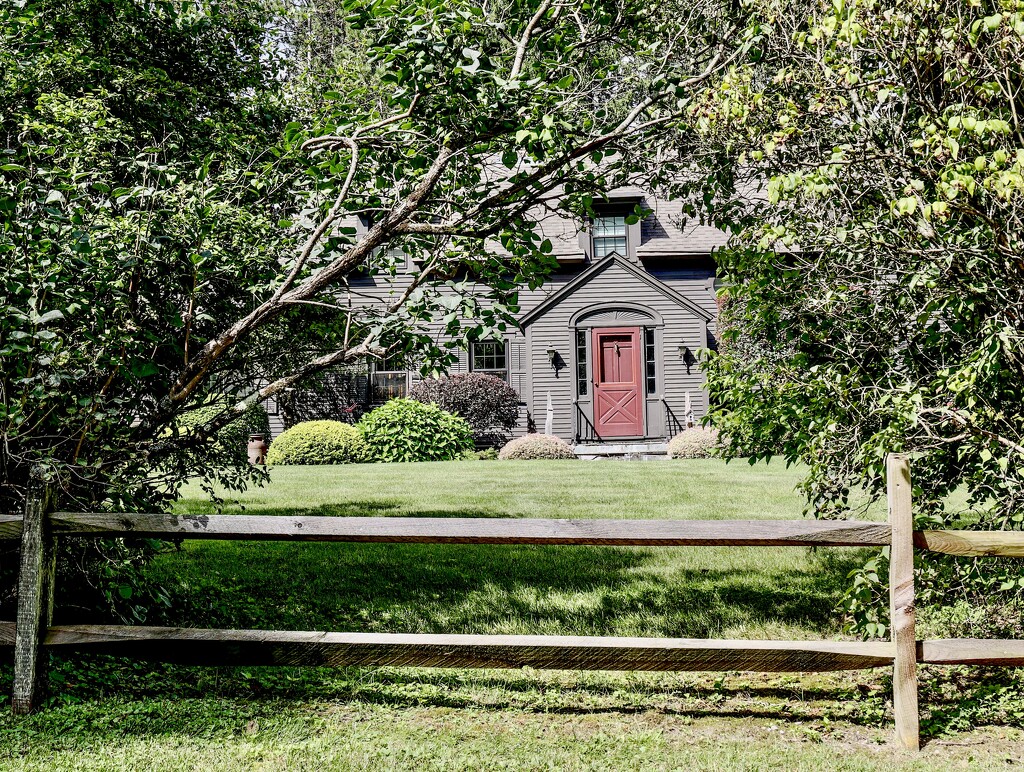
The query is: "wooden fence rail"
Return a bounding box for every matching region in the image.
[3,453,1024,751]
[24,514,896,546]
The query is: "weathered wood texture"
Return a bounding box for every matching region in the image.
[919,639,1024,666]
[9,622,1023,670]
[914,530,1024,557]
[0,515,22,541]
[49,513,893,546]
[12,482,56,715]
[887,453,919,751]
[0,624,897,672]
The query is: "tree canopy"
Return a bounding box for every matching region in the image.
[699,0,1024,631]
[1,0,756,512]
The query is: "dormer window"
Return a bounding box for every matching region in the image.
[592,213,627,259]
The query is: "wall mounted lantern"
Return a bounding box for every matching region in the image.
[678,344,693,375]
[546,347,564,378]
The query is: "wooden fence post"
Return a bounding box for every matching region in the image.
[12,477,56,715]
[887,453,919,750]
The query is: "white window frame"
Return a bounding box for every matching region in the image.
[592,213,628,259]
[470,340,509,382]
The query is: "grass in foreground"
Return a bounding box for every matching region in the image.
[1,459,1022,769]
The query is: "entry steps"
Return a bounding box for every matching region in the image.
[574,441,669,460]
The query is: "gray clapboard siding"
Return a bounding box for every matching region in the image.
[523,258,710,440]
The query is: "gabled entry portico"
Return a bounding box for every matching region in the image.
[517,253,714,444]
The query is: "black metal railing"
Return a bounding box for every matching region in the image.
[664,401,687,437]
[574,403,602,444]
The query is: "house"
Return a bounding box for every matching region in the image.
[268,188,727,450]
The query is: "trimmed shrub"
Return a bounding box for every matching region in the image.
[359,398,474,462]
[266,420,368,465]
[498,434,576,460]
[667,427,720,459]
[409,373,520,445]
[177,400,271,467]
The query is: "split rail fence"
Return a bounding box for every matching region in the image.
[4,453,1024,750]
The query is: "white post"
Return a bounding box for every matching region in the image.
[544,392,554,435]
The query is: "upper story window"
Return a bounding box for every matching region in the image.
[592,214,627,259]
[470,341,508,381]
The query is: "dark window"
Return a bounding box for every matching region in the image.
[370,353,408,401]
[471,341,507,381]
[382,244,407,265]
[644,328,656,395]
[592,214,627,259]
[360,244,408,276]
[576,329,588,397]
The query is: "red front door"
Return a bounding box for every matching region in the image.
[592,327,644,438]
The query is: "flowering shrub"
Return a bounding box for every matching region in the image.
[410,373,520,444]
[359,398,474,462]
[266,420,368,465]
[667,427,720,459]
[498,434,576,460]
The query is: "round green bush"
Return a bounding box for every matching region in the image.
[358,398,474,462]
[667,427,720,459]
[498,434,576,460]
[266,420,368,465]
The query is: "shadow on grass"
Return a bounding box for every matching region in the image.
[2,656,1015,744]
[175,500,404,517]
[2,506,921,737]
[114,538,868,637]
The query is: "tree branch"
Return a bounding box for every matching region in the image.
[510,0,553,79]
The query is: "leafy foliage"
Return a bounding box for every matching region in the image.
[359,399,473,462]
[278,367,368,427]
[695,0,1024,633]
[266,420,369,465]
[0,0,291,621]
[0,0,293,512]
[410,373,521,445]
[177,402,271,468]
[498,434,576,460]
[667,428,720,460]
[1,0,754,517]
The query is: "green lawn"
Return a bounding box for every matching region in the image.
[2,460,1022,770]
[162,460,873,640]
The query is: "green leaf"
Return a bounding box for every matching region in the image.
[130,362,159,379]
